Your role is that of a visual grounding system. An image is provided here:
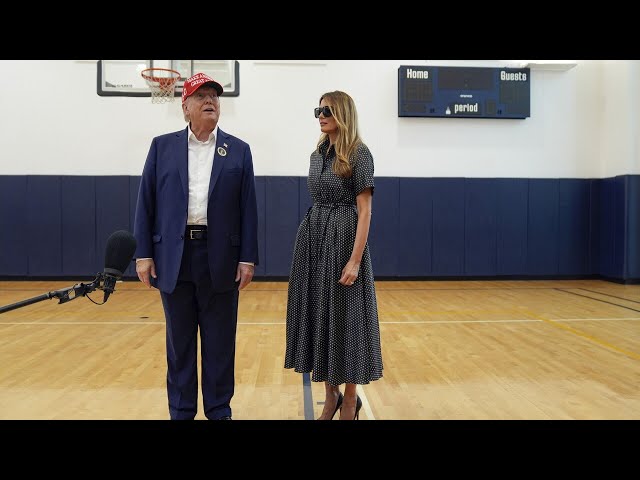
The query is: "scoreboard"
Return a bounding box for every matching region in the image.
[398,65,530,119]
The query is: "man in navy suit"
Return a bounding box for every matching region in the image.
[134,73,259,420]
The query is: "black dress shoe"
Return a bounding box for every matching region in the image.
[217,415,232,420]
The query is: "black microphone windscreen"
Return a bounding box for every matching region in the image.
[104,230,137,276]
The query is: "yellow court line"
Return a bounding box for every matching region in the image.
[521,307,640,361]
[562,317,640,321]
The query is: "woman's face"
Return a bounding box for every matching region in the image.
[318,99,338,137]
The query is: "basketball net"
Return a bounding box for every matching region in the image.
[141,68,181,103]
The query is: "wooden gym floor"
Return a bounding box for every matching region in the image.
[0,279,638,420]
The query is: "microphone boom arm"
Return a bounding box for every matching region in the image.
[0,229,136,315]
[0,276,102,314]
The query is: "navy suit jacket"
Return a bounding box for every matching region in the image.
[134,126,259,294]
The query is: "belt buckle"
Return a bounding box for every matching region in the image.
[190,229,200,240]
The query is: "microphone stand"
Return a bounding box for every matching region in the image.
[0,274,104,314]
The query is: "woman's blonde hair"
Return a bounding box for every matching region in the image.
[316,91,362,178]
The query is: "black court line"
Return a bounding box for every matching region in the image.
[556,289,640,314]
[577,288,640,305]
[303,372,314,420]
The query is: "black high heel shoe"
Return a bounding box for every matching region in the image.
[353,395,362,420]
[318,392,343,420]
[332,392,344,420]
[340,395,363,420]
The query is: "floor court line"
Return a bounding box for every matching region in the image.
[2,317,640,326]
[577,287,640,305]
[521,307,640,361]
[556,289,640,313]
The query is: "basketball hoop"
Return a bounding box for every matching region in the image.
[141,68,181,103]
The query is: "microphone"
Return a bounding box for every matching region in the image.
[101,230,137,303]
[0,229,137,314]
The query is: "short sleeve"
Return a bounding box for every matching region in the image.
[352,143,375,196]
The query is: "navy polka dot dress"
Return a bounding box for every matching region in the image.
[285,139,383,386]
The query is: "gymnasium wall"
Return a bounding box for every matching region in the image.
[1,60,638,281]
[1,174,638,281]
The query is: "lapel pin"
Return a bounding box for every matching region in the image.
[217,146,227,157]
[224,143,228,148]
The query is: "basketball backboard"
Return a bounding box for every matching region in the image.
[97,60,240,97]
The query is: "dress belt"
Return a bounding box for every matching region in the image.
[314,202,354,208]
[185,225,207,240]
[306,203,356,274]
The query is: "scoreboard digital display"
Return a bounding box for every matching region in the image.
[398,65,530,119]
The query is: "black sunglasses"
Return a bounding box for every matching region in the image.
[314,106,333,118]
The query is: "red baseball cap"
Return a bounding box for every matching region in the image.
[181,73,224,104]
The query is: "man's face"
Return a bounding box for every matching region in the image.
[183,86,220,127]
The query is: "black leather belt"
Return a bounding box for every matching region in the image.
[186,225,207,240]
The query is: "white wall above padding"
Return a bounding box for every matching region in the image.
[0,60,636,178]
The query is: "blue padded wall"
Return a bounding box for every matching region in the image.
[613,176,626,277]
[1,174,638,281]
[398,178,433,276]
[496,179,528,275]
[0,176,28,275]
[598,178,615,276]
[527,179,559,275]
[465,179,498,276]
[61,176,96,276]
[626,175,640,279]
[589,180,601,274]
[27,176,62,276]
[598,177,625,278]
[264,177,299,276]
[432,179,465,275]
[96,177,131,275]
[558,179,590,275]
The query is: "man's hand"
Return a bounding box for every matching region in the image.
[136,259,157,288]
[236,263,255,290]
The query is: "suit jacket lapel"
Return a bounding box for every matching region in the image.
[177,127,189,200]
[208,129,229,199]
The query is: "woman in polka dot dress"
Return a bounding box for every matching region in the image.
[285,91,383,420]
